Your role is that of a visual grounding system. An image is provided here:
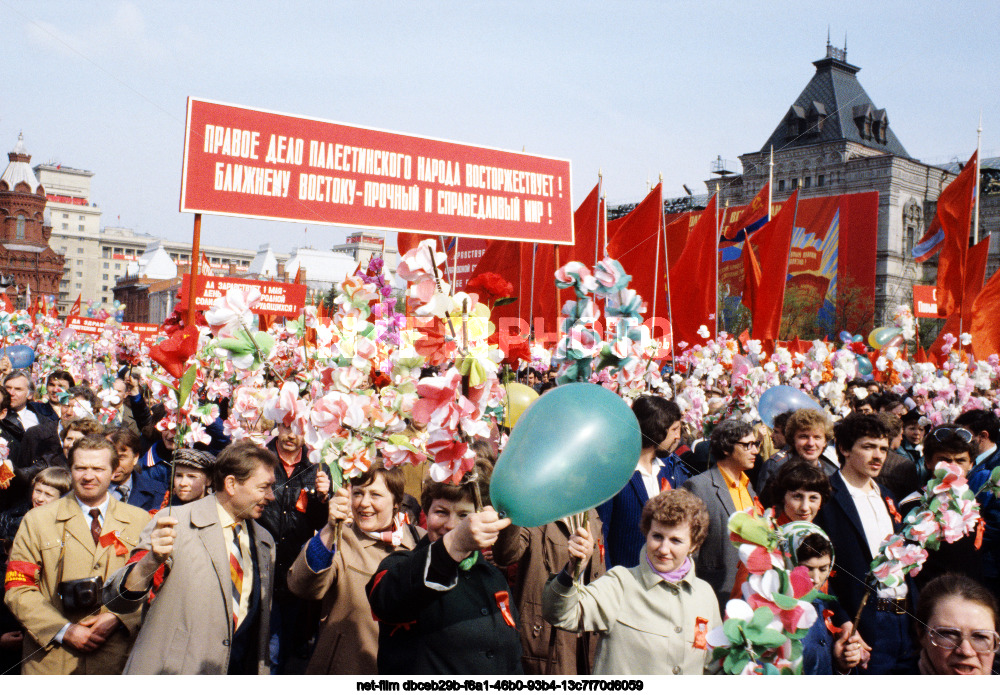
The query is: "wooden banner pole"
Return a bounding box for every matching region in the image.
[187,213,202,326]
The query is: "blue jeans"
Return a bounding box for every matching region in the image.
[859,606,917,674]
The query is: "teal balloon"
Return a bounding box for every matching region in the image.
[855,354,873,376]
[869,326,902,349]
[757,384,822,429]
[491,382,641,527]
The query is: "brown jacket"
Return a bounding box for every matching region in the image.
[104,494,275,674]
[287,521,422,675]
[493,512,606,675]
[4,495,149,674]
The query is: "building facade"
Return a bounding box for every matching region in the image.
[702,42,982,323]
[0,135,64,306]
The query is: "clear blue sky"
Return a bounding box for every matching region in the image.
[3,1,997,254]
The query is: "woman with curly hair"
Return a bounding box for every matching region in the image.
[541,489,722,675]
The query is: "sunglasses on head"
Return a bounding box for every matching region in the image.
[930,427,973,444]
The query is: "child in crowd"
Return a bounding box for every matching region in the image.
[782,523,869,674]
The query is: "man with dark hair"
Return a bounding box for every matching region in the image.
[684,418,759,607]
[4,435,149,674]
[105,440,277,674]
[815,413,915,674]
[32,370,76,423]
[597,395,692,569]
[959,410,1000,596]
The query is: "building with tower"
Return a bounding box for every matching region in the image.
[0,134,65,307]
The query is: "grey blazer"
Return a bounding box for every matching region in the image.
[104,494,275,674]
[682,467,756,609]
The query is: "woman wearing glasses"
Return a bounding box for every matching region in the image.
[683,419,760,607]
[915,573,999,675]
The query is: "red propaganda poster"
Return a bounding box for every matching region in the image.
[179,275,307,319]
[66,316,108,336]
[180,98,574,244]
[123,323,162,345]
[912,285,939,318]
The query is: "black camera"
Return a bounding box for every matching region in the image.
[57,577,103,612]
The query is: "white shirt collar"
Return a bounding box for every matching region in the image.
[75,494,110,521]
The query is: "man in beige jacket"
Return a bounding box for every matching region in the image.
[4,435,150,674]
[104,441,277,674]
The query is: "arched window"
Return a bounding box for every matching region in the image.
[16,214,25,240]
[903,201,923,255]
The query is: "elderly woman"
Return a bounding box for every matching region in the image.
[286,464,421,674]
[914,573,1000,675]
[757,408,837,497]
[365,461,523,674]
[541,489,721,675]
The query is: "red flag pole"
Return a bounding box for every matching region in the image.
[187,213,202,326]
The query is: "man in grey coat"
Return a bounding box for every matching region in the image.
[682,419,759,609]
[104,441,277,674]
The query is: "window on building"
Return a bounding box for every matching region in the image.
[75,283,81,289]
[102,274,109,280]
[103,248,111,258]
[113,247,123,255]
[77,225,84,231]
[817,174,825,187]
[76,260,82,266]
[791,177,799,189]
[778,180,786,192]
[60,247,67,253]
[103,262,109,269]
[102,286,108,292]
[77,248,84,254]
[16,215,25,239]
[62,223,68,230]
[78,215,84,221]
[804,176,811,188]
[63,213,69,219]
[169,254,177,260]
[114,263,120,270]
[75,272,82,278]
[181,254,189,261]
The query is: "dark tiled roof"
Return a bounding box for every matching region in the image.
[760,54,909,158]
[936,156,1000,174]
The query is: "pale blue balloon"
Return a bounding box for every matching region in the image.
[491,382,642,527]
[2,345,35,369]
[758,384,822,429]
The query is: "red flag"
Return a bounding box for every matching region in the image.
[740,233,762,314]
[294,265,304,285]
[722,182,770,244]
[745,190,798,341]
[667,195,718,348]
[68,294,82,317]
[915,152,977,317]
[568,183,603,267]
[607,184,668,322]
[972,264,1000,359]
[927,235,985,357]
[664,213,691,271]
[0,293,12,313]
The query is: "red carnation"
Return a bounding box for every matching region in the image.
[467,272,514,302]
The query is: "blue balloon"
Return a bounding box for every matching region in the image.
[757,384,823,429]
[838,330,853,344]
[2,345,35,369]
[491,382,642,527]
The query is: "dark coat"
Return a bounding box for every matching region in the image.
[367,536,523,675]
[683,466,757,608]
[877,450,923,502]
[258,439,327,593]
[15,419,61,472]
[814,473,916,637]
[493,512,606,675]
[1,402,50,443]
[596,454,693,569]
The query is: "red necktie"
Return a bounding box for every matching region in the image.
[89,509,102,545]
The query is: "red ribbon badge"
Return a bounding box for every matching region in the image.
[753,496,765,516]
[295,488,309,514]
[660,477,672,492]
[99,531,128,557]
[693,617,709,650]
[823,609,842,634]
[885,497,902,524]
[976,517,986,550]
[495,590,516,628]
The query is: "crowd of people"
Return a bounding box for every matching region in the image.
[0,351,998,678]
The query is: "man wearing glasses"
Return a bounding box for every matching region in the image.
[683,419,760,609]
[909,425,984,590]
[957,410,1000,599]
[816,413,916,674]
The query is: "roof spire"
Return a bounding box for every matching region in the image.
[827,25,831,48]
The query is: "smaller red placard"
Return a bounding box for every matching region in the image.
[123,322,163,344]
[180,274,307,319]
[912,285,939,319]
[66,316,108,336]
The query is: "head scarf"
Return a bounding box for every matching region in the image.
[778,520,834,568]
